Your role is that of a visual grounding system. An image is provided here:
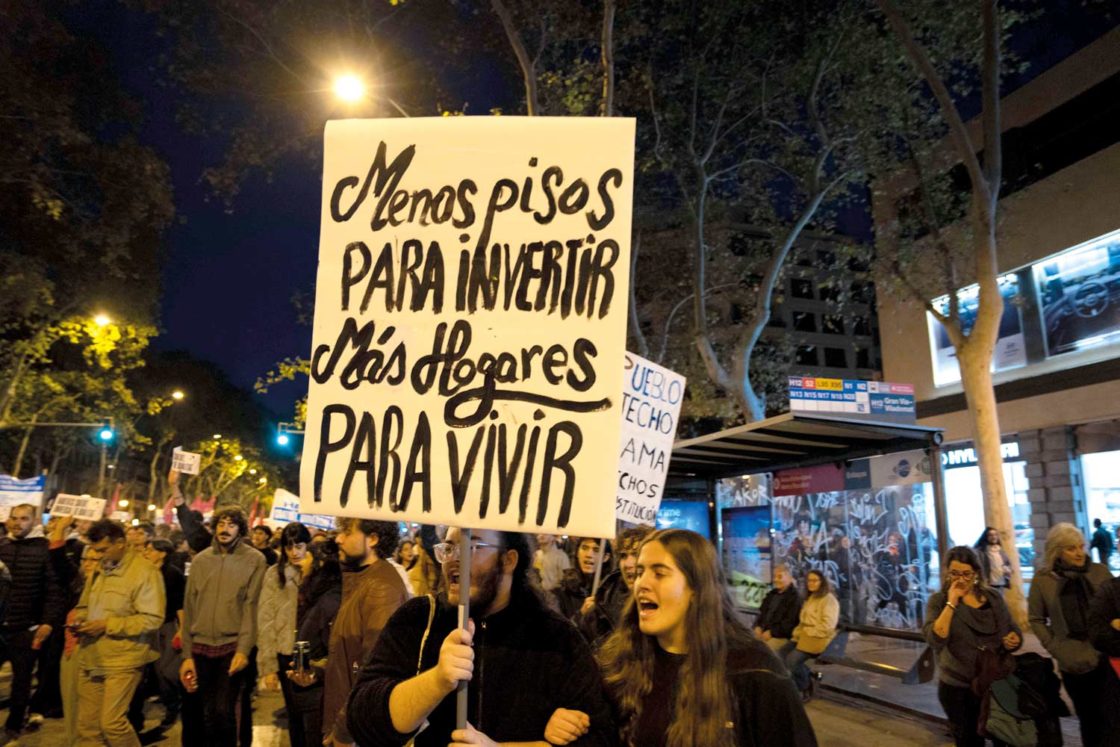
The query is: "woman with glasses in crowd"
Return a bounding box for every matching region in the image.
[925,546,1021,747]
[1029,522,1114,746]
[592,528,816,747]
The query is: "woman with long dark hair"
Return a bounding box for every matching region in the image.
[597,528,816,747]
[974,527,1013,592]
[782,569,839,701]
[287,538,342,747]
[256,522,310,743]
[925,545,1021,746]
[1029,523,1113,746]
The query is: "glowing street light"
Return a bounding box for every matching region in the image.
[277,434,290,447]
[249,469,257,475]
[333,74,366,103]
[213,434,222,440]
[93,313,112,327]
[119,499,130,508]
[171,390,185,401]
[147,503,158,511]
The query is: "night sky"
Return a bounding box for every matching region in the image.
[73,1,1117,421]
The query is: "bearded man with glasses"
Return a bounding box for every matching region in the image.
[346,528,616,746]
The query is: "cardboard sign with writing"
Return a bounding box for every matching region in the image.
[300,117,635,538]
[0,474,45,521]
[616,353,685,526]
[171,447,201,475]
[50,493,107,521]
[268,489,335,533]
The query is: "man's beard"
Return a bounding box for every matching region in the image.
[340,548,370,571]
[448,564,506,618]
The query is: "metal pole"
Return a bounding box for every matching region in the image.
[929,436,950,563]
[98,441,107,500]
[590,544,606,595]
[456,527,471,731]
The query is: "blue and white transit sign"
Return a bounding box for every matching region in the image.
[788,377,916,424]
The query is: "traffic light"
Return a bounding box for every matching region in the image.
[277,433,290,446]
[98,419,115,442]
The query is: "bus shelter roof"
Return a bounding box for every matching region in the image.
[669,412,944,480]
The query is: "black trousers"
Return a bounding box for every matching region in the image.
[276,653,307,747]
[180,651,252,747]
[937,682,1008,747]
[0,627,38,733]
[1062,658,1115,747]
[28,626,64,716]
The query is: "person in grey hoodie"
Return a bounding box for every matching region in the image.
[925,546,1021,747]
[1029,522,1113,747]
[178,506,266,747]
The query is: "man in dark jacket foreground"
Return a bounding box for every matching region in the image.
[346,528,617,746]
[0,504,66,743]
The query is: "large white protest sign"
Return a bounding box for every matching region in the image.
[171,447,201,475]
[0,474,45,521]
[300,118,634,538]
[616,353,685,525]
[50,494,107,521]
[268,489,335,533]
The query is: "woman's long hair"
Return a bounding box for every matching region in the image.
[974,526,1000,550]
[804,568,831,598]
[276,522,311,589]
[598,529,748,747]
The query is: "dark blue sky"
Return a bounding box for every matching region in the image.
[77,0,1117,421]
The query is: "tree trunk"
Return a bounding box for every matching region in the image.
[957,341,1026,624]
[11,416,36,477]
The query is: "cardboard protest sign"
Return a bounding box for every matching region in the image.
[268,489,335,533]
[171,447,201,475]
[616,353,685,525]
[50,493,107,521]
[300,117,634,538]
[0,474,45,521]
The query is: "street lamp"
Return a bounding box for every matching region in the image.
[333,74,365,103]
[93,313,112,327]
[330,73,409,117]
[171,390,185,401]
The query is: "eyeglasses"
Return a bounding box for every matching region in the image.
[433,541,501,564]
[947,570,976,580]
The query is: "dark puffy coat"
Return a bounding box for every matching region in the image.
[0,535,67,631]
[551,568,594,621]
[576,569,630,647]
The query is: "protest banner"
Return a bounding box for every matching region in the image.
[50,493,107,521]
[616,353,685,526]
[0,474,45,520]
[268,488,335,532]
[171,447,201,475]
[300,117,635,539]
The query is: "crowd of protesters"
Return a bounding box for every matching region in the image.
[4,487,1120,746]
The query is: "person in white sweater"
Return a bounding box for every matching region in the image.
[783,569,839,700]
[256,522,310,744]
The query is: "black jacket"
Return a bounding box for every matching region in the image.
[757,586,802,639]
[552,568,595,621]
[0,535,67,631]
[175,503,211,554]
[347,589,617,747]
[576,570,629,647]
[1089,576,1120,658]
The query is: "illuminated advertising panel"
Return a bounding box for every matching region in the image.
[1034,230,1120,357]
[928,274,1026,387]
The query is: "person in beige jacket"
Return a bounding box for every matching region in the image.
[73,519,165,747]
[783,569,839,700]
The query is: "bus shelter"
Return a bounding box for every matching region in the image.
[667,412,948,687]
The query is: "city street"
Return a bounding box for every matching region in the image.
[0,670,962,747]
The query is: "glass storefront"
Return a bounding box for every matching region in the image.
[1081,450,1120,573]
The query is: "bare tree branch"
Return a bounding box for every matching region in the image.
[491,0,540,115]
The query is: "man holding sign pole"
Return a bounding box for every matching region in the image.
[346,528,616,746]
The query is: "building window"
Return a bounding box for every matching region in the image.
[852,316,871,336]
[791,278,815,299]
[795,345,818,365]
[855,347,871,369]
[823,315,845,334]
[823,347,848,368]
[792,312,817,332]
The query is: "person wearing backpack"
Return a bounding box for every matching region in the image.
[925,546,1022,746]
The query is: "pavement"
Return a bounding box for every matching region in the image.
[0,652,1085,746]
